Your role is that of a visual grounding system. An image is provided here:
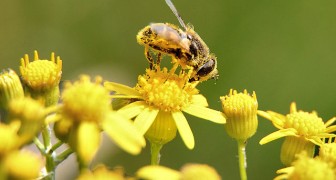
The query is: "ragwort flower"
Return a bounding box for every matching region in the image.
[319,141,336,172]
[220,89,258,141]
[54,75,145,167]
[275,152,335,180]
[258,102,336,166]
[136,163,221,180]
[104,67,226,150]
[0,69,24,110]
[2,150,44,180]
[8,97,50,145]
[19,51,62,106]
[77,165,125,180]
[220,89,258,180]
[0,122,20,158]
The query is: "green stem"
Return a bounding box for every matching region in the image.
[150,142,163,165]
[51,141,63,152]
[237,140,247,180]
[34,137,45,155]
[42,125,51,148]
[41,124,55,180]
[55,148,73,166]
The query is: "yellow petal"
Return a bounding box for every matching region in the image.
[325,117,336,127]
[104,81,141,96]
[191,95,208,107]
[102,112,146,155]
[306,137,324,146]
[172,111,194,149]
[3,150,43,180]
[259,128,297,145]
[289,102,297,113]
[118,101,146,119]
[258,110,284,129]
[257,110,272,119]
[180,164,221,180]
[75,122,101,165]
[136,165,180,180]
[182,104,226,124]
[134,107,159,135]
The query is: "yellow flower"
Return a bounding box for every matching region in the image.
[0,69,24,109]
[258,102,336,165]
[136,163,221,180]
[220,89,258,141]
[76,165,126,180]
[275,152,335,180]
[2,150,44,180]
[0,123,20,157]
[104,67,226,149]
[54,75,145,166]
[319,141,336,172]
[61,75,110,124]
[19,50,62,106]
[8,97,49,145]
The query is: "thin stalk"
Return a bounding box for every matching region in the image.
[150,142,163,165]
[34,137,45,155]
[51,141,63,152]
[55,148,74,166]
[41,124,55,180]
[237,139,247,180]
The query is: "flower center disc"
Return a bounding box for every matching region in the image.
[285,112,326,136]
[136,68,198,112]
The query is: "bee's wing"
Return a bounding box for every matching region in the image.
[150,23,190,51]
[165,0,187,30]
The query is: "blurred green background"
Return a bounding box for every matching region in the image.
[1,0,336,179]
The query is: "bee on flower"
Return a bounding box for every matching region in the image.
[105,66,226,164]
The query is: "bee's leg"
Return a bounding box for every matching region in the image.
[144,46,154,69]
[169,62,179,74]
[156,52,162,66]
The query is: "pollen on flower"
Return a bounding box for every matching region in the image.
[285,112,325,136]
[20,51,62,91]
[62,75,110,123]
[136,67,198,112]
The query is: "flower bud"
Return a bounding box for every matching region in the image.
[0,69,24,110]
[220,89,258,141]
[20,51,62,106]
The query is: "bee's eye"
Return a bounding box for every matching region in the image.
[196,59,216,77]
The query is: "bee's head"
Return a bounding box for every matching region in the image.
[189,55,218,82]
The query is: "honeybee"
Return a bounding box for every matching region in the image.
[136,0,218,82]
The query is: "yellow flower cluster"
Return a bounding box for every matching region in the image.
[1,48,335,180]
[0,51,147,179]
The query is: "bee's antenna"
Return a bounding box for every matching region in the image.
[165,0,187,30]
